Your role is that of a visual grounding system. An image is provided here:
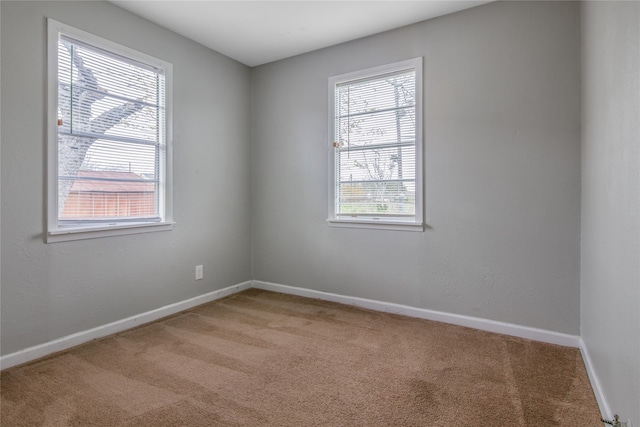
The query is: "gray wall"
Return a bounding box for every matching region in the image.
[251,1,582,334]
[2,1,638,418]
[581,1,640,423]
[0,1,253,355]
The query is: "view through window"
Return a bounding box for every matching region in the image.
[329,58,423,230]
[48,20,172,241]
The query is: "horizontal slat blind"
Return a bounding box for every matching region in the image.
[334,67,417,218]
[57,35,165,223]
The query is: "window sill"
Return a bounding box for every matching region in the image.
[47,221,174,243]
[327,218,424,232]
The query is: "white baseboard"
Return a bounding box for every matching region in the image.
[0,281,252,370]
[253,281,628,423]
[252,280,582,348]
[2,278,610,422]
[578,338,611,421]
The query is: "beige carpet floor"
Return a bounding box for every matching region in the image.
[1,289,602,426]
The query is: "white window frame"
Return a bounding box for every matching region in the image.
[46,19,173,243]
[327,58,424,231]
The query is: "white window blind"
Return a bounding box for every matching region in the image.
[47,20,173,242]
[328,58,423,230]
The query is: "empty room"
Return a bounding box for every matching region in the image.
[1,1,638,426]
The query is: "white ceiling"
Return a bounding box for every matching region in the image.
[109,1,492,67]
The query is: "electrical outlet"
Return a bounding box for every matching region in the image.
[195,265,203,280]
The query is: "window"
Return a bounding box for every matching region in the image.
[47,20,173,242]
[328,58,423,231]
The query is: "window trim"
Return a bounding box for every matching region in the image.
[46,19,174,243]
[327,58,424,231]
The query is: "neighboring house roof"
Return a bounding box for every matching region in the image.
[70,170,155,193]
